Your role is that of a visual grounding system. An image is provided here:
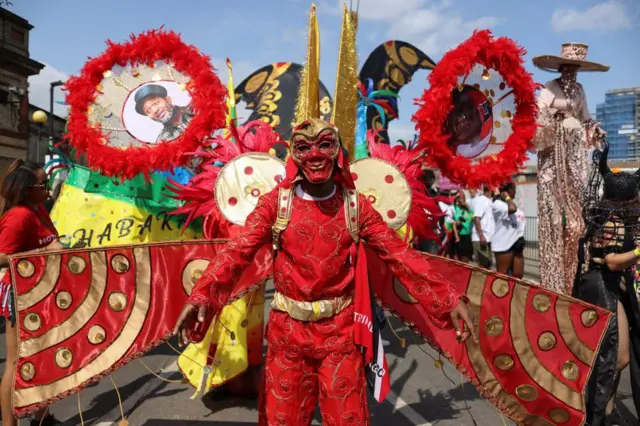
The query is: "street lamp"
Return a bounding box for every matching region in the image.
[49,80,64,157]
[32,110,47,164]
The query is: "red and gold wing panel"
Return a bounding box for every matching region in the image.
[367,251,612,426]
[8,241,270,417]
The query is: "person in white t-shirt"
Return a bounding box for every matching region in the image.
[437,192,456,258]
[472,186,495,268]
[492,182,525,278]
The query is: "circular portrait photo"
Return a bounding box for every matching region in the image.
[446,85,493,159]
[122,80,193,144]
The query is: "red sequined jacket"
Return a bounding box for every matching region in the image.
[188,187,463,326]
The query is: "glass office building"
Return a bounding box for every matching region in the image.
[596,87,640,162]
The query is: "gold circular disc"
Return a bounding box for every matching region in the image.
[17,260,35,278]
[55,348,73,368]
[491,279,510,298]
[493,354,514,371]
[484,316,504,337]
[549,408,571,423]
[350,158,412,230]
[537,332,557,351]
[581,310,598,327]
[215,153,285,226]
[24,312,41,331]
[88,325,107,345]
[182,259,210,295]
[562,361,579,381]
[515,384,538,401]
[67,256,86,275]
[111,255,130,274]
[532,293,552,313]
[20,362,35,381]
[56,291,73,310]
[108,292,128,312]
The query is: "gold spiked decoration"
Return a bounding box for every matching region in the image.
[331,3,359,157]
[294,4,321,124]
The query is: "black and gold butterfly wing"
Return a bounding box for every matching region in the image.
[359,41,437,143]
[234,62,332,141]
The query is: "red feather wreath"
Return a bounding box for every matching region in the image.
[64,28,227,180]
[413,30,538,188]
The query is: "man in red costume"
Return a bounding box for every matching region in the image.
[174,118,475,425]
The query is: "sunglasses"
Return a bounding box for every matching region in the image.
[30,179,49,189]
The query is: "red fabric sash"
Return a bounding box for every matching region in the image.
[352,242,391,402]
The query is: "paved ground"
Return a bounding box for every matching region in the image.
[0,263,636,425]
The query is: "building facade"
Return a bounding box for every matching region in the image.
[596,87,640,162]
[0,7,45,175]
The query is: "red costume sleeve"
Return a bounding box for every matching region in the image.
[0,207,33,254]
[187,190,277,311]
[359,196,464,327]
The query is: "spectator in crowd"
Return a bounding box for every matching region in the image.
[417,168,442,254]
[422,168,438,197]
[472,186,495,269]
[468,188,479,212]
[492,182,526,278]
[437,191,457,258]
[452,191,474,263]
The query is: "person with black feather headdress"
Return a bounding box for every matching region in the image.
[574,140,640,425]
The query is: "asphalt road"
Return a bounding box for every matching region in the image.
[0,268,636,425]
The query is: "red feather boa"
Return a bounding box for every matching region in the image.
[65,28,227,180]
[413,30,538,188]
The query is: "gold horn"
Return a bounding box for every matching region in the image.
[331,3,359,157]
[294,4,321,124]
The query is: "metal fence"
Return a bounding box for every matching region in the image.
[524,216,539,262]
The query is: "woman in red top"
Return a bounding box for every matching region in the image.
[0,160,63,426]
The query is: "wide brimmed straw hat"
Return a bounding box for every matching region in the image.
[532,43,609,72]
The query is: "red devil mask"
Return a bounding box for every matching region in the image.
[280,119,355,190]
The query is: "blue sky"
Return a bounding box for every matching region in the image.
[16,0,639,147]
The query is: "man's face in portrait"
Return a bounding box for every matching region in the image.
[142,95,174,124]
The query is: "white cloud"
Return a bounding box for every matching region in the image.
[388,121,418,144]
[386,0,504,57]
[27,63,69,118]
[551,0,632,32]
[322,0,426,21]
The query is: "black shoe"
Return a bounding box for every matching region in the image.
[607,409,629,426]
[30,414,62,426]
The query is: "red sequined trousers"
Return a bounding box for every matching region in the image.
[258,308,368,426]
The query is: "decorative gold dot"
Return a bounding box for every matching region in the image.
[191,269,203,284]
[493,354,514,371]
[55,348,73,368]
[562,361,579,381]
[515,384,538,401]
[88,325,107,345]
[240,319,249,328]
[67,256,86,275]
[108,292,127,312]
[56,291,73,310]
[182,259,210,295]
[24,313,41,331]
[484,317,504,337]
[20,362,35,381]
[538,332,557,351]
[110,255,130,274]
[581,310,598,327]
[549,408,570,423]
[495,121,502,128]
[532,293,552,313]
[491,279,509,298]
[17,260,35,278]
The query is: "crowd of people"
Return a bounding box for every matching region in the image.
[419,169,528,278]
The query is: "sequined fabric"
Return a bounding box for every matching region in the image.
[188,185,463,423]
[536,79,597,294]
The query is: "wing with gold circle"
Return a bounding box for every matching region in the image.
[359,41,437,144]
[8,241,271,417]
[367,252,612,426]
[234,62,333,140]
